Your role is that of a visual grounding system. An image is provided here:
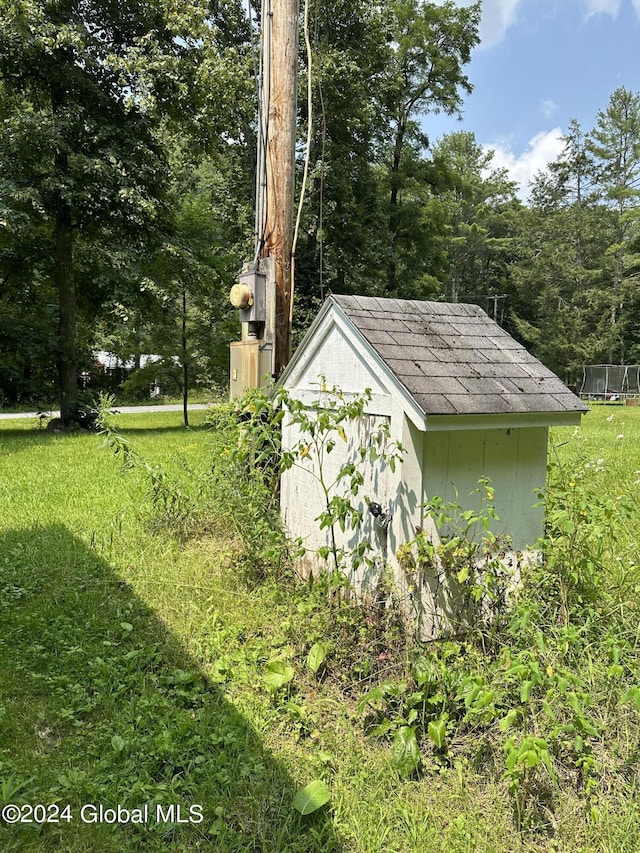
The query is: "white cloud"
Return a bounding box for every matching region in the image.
[486,128,565,201]
[580,0,621,17]
[431,0,525,49]
[443,0,640,50]
[477,0,524,49]
[540,99,559,119]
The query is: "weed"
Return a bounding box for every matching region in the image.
[356,458,640,835]
[275,379,404,577]
[3,400,640,850]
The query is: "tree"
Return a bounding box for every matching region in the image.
[291,0,480,315]
[588,87,640,363]
[291,0,390,313]
[0,0,251,421]
[429,131,519,309]
[381,0,481,293]
[509,122,614,384]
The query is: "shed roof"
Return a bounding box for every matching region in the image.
[329,294,587,417]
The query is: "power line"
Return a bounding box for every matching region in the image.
[291,0,314,323]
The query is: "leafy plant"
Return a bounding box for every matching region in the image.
[398,478,511,637]
[96,394,197,534]
[390,726,421,778]
[354,459,640,830]
[503,735,556,830]
[276,379,405,576]
[205,389,289,575]
[293,780,331,815]
[263,660,295,695]
[306,642,328,676]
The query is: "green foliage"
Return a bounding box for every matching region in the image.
[398,478,511,635]
[503,735,556,830]
[264,661,295,695]
[427,718,447,751]
[210,389,290,574]
[0,410,346,851]
[5,400,640,848]
[306,642,328,675]
[292,779,331,815]
[510,89,640,377]
[358,448,640,832]
[0,0,252,416]
[97,395,198,533]
[430,131,519,306]
[390,725,421,778]
[277,379,404,575]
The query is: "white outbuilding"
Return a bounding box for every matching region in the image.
[279,295,587,637]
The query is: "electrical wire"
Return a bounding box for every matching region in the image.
[246,0,260,105]
[312,1,326,301]
[253,0,271,265]
[246,0,264,263]
[318,74,326,302]
[290,0,313,324]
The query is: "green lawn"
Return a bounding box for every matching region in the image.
[1,405,639,851]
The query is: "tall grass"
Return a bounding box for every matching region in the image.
[1,405,640,851]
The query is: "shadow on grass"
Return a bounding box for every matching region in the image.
[0,525,341,852]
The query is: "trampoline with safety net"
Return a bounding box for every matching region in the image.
[580,365,640,400]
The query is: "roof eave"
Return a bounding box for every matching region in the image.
[423,410,586,431]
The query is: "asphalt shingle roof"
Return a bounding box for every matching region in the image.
[331,294,587,417]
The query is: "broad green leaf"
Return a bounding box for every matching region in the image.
[263,660,294,693]
[111,735,125,752]
[356,682,396,714]
[293,780,331,815]
[307,642,328,674]
[498,709,518,732]
[391,726,421,777]
[621,685,640,709]
[428,718,447,750]
[457,566,470,584]
[575,715,599,737]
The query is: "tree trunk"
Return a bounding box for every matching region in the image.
[182,287,189,428]
[51,70,77,425]
[54,155,77,424]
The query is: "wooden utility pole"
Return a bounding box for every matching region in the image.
[259,0,298,378]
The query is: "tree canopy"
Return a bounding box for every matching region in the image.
[2,0,640,411]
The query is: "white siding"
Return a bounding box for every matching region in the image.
[286,319,390,403]
[281,411,394,593]
[422,427,547,551]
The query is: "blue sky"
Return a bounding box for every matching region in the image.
[427,0,640,200]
